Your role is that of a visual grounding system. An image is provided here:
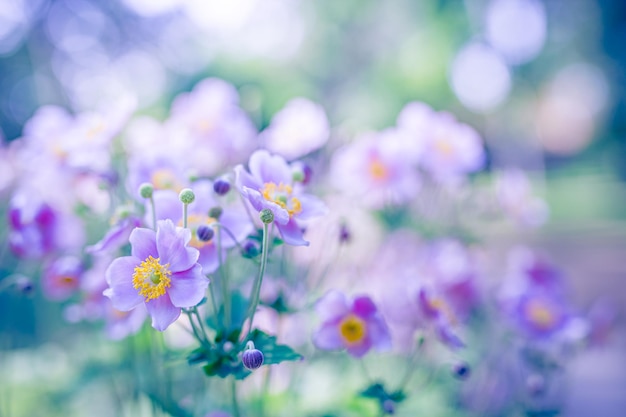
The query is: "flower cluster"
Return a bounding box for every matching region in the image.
[0,77,613,417]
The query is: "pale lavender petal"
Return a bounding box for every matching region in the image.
[220,208,254,247]
[295,194,328,221]
[346,338,372,358]
[151,190,182,223]
[436,320,465,349]
[129,227,157,261]
[145,294,181,331]
[367,316,392,351]
[248,150,292,185]
[353,296,378,318]
[276,219,308,246]
[315,290,350,322]
[198,243,220,274]
[235,164,262,191]
[312,323,343,350]
[104,256,144,311]
[156,219,199,272]
[168,264,209,307]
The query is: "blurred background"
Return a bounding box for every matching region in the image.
[0,0,625,416]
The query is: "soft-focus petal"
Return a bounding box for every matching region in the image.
[276,218,308,246]
[243,187,290,224]
[129,227,157,260]
[313,323,343,350]
[235,164,261,192]
[156,219,199,272]
[198,243,220,274]
[295,194,328,221]
[146,294,181,331]
[315,290,350,322]
[248,150,292,185]
[168,264,209,307]
[367,316,393,351]
[346,338,372,358]
[353,296,378,318]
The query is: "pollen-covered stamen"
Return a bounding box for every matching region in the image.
[339,314,367,344]
[261,182,302,216]
[132,255,172,301]
[525,299,557,329]
[368,157,389,181]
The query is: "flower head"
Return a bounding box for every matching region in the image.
[235,150,326,246]
[313,290,391,357]
[103,219,208,331]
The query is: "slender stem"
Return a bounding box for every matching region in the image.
[149,196,157,230]
[215,224,230,330]
[230,377,241,417]
[244,223,270,338]
[397,336,425,391]
[217,223,247,254]
[182,203,188,229]
[192,307,210,343]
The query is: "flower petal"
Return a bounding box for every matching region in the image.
[346,338,372,358]
[145,294,181,331]
[130,227,157,261]
[168,264,209,307]
[276,218,308,246]
[312,323,343,351]
[243,187,290,224]
[156,219,199,272]
[235,164,262,192]
[353,296,378,318]
[315,290,350,322]
[248,150,292,185]
[104,256,144,311]
[198,243,220,274]
[295,194,327,221]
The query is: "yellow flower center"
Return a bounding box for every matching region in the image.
[132,255,172,301]
[261,182,302,216]
[178,214,217,249]
[151,169,183,192]
[429,297,458,325]
[525,299,556,329]
[369,158,389,181]
[57,276,77,287]
[339,314,366,344]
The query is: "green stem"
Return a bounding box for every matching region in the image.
[244,223,270,338]
[182,203,188,229]
[215,224,230,330]
[149,196,157,230]
[230,377,241,417]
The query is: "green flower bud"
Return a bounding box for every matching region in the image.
[139,183,154,199]
[179,188,195,204]
[260,209,274,224]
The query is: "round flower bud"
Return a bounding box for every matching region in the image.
[14,275,34,296]
[179,188,195,204]
[139,183,154,199]
[451,361,471,380]
[339,224,351,244]
[197,225,215,242]
[259,209,274,224]
[382,399,395,415]
[242,342,264,370]
[208,206,223,220]
[213,179,231,196]
[241,241,260,258]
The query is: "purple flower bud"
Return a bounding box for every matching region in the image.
[339,223,351,244]
[382,399,395,414]
[197,225,214,242]
[451,361,471,380]
[241,241,260,258]
[15,275,34,296]
[242,346,264,370]
[213,179,231,196]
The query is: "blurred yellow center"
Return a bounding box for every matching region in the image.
[429,297,458,325]
[369,158,389,181]
[132,256,172,301]
[339,315,366,344]
[262,182,302,216]
[434,138,454,156]
[151,169,183,192]
[526,299,556,329]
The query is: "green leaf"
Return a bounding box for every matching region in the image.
[249,329,303,364]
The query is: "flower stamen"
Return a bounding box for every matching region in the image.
[132,255,172,301]
[262,182,302,216]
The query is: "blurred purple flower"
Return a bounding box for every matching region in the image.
[496,169,549,228]
[41,255,83,301]
[235,150,326,246]
[313,290,391,357]
[260,97,330,160]
[103,219,208,331]
[330,129,421,208]
[397,102,485,183]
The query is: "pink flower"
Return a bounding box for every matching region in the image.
[313,290,391,357]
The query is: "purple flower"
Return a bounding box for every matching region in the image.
[313,290,391,357]
[41,256,83,301]
[512,291,569,339]
[418,289,465,349]
[103,219,208,331]
[496,169,549,228]
[235,150,327,246]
